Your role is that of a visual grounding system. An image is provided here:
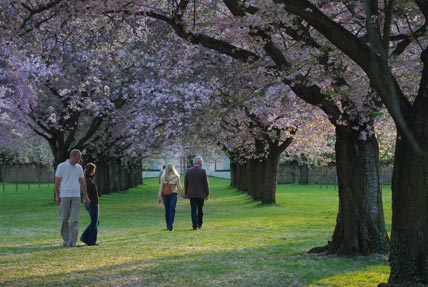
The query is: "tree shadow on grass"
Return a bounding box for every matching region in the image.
[0,243,389,287]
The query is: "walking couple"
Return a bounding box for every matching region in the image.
[158,156,210,231]
[54,149,100,247]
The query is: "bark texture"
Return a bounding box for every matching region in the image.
[310,126,388,255]
[388,46,428,285]
[389,122,428,283]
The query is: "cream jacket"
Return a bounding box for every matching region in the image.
[158,172,185,201]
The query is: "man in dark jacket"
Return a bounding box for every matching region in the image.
[184,156,210,230]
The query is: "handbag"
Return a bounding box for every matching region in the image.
[161,176,177,196]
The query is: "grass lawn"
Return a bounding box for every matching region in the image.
[0,178,391,287]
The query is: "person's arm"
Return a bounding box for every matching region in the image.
[86,179,93,200]
[158,174,165,204]
[184,172,189,197]
[203,171,209,200]
[54,177,61,205]
[176,177,185,198]
[79,178,90,205]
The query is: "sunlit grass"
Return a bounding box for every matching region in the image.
[0,178,391,286]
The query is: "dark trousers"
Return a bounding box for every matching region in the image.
[190,198,204,229]
[162,193,178,230]
[80,204,99,245]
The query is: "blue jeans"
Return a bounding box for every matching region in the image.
[162,193,178,230]
[190,198,204,229]
[80,204,99,245]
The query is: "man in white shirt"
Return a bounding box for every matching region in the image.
[55,149,90,247]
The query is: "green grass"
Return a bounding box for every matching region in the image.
[0,178,391,287]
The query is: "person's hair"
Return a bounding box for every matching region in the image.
[70,149,81,157]
[165,163,179,177]
[193,156,203,166]
[84,163,96,176]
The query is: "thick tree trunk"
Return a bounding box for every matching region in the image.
[311,126,388,255]
[262,149,281,204]
[246,158,262,199]
[388,114,428,284]
[386,45,428,285]
[236,162,248,192]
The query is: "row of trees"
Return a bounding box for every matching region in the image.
[0,13,216,192]
[0,0,425,285]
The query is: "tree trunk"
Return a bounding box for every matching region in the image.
[246,159,258,198]
[311,126,388,255]
[131,164,142,187]
[299,164,309,185]
[245,158,265,200]
[388,112,428,284]
[261,149,281,204]
[236,162,248,192]
[386,45,428,285]
[234,162,241,190]
[95,159,110,194]
[230,159,237,187]
[109,162,119,192]
[50,136,68,201]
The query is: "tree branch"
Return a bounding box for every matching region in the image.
[383,0,394,53]
[20,0,64,30]
[74,116,104,149]
[132,9,260,62]
[276,0,424,154]
[391,24,427,57]
[278,126,297,152]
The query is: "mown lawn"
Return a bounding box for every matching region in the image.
[0,178,391,287]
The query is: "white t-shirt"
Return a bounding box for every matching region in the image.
[55,160,84,197]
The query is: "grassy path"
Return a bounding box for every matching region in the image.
[0,178,390,286]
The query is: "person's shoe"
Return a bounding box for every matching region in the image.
[80,237,89,245]
[62,242,68,247]
[69,242,78,247]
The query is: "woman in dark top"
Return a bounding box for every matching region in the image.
[80,163,100,246]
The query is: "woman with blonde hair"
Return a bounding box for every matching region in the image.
[158,164,185,231]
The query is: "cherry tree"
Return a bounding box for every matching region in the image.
[262,1,428,284]
[211,85,303,203]
[123,0,389,254]
[7,1,428,282]
[1,13,160,194]
[166,47,324,203]
[5,0,392,256]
